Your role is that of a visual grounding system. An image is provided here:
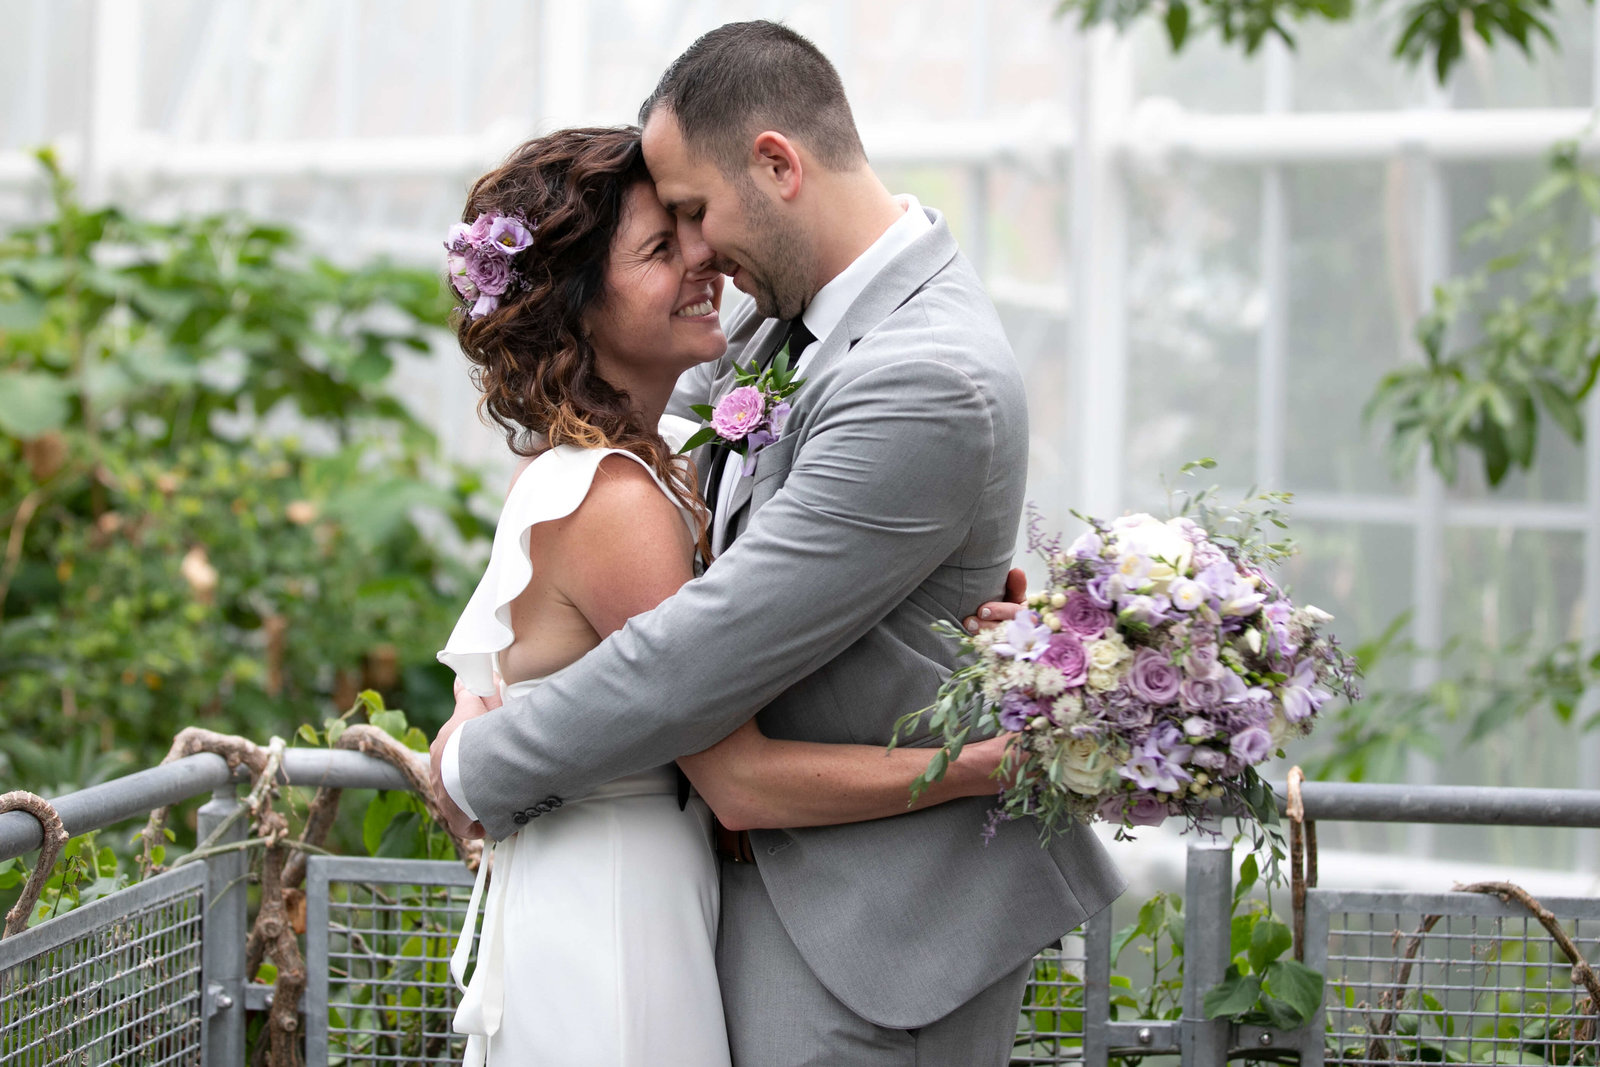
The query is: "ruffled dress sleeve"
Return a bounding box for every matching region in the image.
[436,415,704,697]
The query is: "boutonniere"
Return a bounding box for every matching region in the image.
[680,350,805,476]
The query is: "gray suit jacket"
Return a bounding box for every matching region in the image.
[456,208,1125,1027]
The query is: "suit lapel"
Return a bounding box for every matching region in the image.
[708,318,792,546]
[712,210,962,545]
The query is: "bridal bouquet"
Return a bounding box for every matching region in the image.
[897,487,1358,842]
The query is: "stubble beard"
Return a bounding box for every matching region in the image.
[737,179,813,322]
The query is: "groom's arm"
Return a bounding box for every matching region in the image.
[453,352,1000,839]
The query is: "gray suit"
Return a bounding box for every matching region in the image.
[456,208,1124,1062]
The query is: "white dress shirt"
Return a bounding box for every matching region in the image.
[709,194,931,555]
[443,195,933,821]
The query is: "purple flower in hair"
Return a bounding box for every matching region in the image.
[488,215,535,253]
[466,250,513,297]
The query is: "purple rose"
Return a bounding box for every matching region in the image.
[1229,726,1273,765]
[1101,792,1171,827]
[470,292,499,319]
[466,213,493,244]
[465,248,513,297]
[488,215,535,253]
[1062,590,1113,639]
[1179,675,1228,711]
[1037,633,1088,686]
[1127,648,1182,704]
[712,386,766,440]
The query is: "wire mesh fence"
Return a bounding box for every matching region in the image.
[304,856,477,1067]
[0,863,206,1067]
[1306,888,1600,1066]
[1013,934,1093,1063]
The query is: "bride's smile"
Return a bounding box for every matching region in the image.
[587,183,727,410]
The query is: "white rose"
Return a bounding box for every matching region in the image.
[1110,515,1194,579]
[1267,706,1293,746]
[1059,736,1115,796]
[1086,634,1131,670]
[1087,666,1120,692]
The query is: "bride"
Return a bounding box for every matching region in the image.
[433,127,1009,1066]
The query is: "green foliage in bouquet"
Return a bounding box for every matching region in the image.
[0,148,490,787]
[1367,144,1600,490]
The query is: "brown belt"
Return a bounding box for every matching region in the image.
[713,821,757,863]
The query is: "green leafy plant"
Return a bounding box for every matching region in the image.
[1051,0,1583,82]
[0,148,490,786]
[1367,143,1600,489]
[1202,854,1325,1032]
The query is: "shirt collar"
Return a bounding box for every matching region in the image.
[800,194,931,347]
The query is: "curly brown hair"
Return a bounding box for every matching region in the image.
[453,127,709,553]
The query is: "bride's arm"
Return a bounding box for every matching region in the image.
[552,454,1005,832]
[677,722,1006,831]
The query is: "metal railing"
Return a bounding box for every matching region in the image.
[1,757,1598,1066]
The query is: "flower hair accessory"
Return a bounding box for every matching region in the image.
[445,212,536,320]
[679,347,805,476]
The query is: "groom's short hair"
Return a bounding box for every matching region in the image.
[639,21,866,175]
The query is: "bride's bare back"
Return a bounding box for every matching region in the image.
[499,452,697,686]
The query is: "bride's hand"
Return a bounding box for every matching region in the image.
[953,734,1021,794]
[428,681,503,840]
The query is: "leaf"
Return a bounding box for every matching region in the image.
[689,404,715,420]
[370,709,406,741]
[376,811,422,858]
[325,718,347,747]
[1248,918,1294,973]
[1234,852,1259,903]
[1533,379,1583,442]
[1203,967,1263,1018]
[0,293,46,332]
[0,371,73,438]
[1164,0,1190,48]
[1264,958,1325,1020]
[1110,920,1142,964]
[296,723,319,746]
[400,726,430,754]
[678,426,718,454]
[1258,990,1308,1029]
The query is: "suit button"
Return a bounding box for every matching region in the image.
[511,812,528,826]
[533,802,551,814]
[544,795,563,809]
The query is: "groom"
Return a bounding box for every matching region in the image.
[431,20,1123,1067]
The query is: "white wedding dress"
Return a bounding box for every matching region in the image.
[438,415,731,1067]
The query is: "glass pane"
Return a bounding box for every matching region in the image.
[1284,161,1413,495]
[1123,162,1263,500]
[1292,9,1428,111]
[1130,21,1265,113]
[1452,0,1594,109]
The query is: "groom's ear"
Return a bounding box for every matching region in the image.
[750,131,803,203]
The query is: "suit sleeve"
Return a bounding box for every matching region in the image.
[456,354,997,838]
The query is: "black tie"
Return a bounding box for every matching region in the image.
[783,318,815,371]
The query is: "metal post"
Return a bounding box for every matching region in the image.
[1180,839,1233,1067]
[1082,907,1112,1067]
[198,785,247,1067]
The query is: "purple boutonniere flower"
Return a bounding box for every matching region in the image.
[680,346,808,475]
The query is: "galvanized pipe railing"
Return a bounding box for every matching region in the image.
[7,761,1600,864]
[1,758,1597,1067]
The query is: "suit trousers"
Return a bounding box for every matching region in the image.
[717,861,1032,1067]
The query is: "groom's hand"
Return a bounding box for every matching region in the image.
[962,567,1027,634]
[428,681,500,841]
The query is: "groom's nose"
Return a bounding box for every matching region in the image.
[677,219,716,273]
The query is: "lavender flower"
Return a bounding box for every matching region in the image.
[488,215,535,252]
[993,611,1054,661]
[999,691,1040,731]
[1229,726,1273,764]
[1119,594,1172,627]
[465,250,513,297]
